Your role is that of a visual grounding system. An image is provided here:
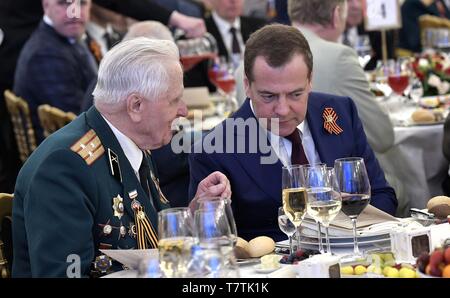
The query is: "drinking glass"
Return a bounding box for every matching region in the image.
[386,58,411,99]
[281,165,307,252]
[278,207,296,255]
[157,207,194,277]
[303,165,342,254]
[334,157,371,260]
[193,209,239,277]
[208,57,238,116]
[190,196,237,246]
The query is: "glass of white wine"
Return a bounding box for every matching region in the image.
[303,165,342,254]
[281,165,307,253]
[157,207,195,278]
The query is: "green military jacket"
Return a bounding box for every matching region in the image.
[12,106,170,277]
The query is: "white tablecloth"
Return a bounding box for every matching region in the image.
[376,99,448,215]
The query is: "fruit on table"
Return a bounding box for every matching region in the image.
[354,265,367,275]
[399,267,417,278]
[416,246,450,277]
[341,266,354,275]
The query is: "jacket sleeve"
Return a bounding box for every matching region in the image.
[333,47,395,154]
[347,98,398,215]
[24,149,98,277]
[93,0,172,24]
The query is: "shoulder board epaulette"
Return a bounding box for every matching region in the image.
[70,129,105,166]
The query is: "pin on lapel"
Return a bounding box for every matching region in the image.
[323,107,343,135]
[108,148,122,182]
[112,194,124,219]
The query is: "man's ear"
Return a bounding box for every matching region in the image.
[126,93,143,122]
[244,75,251,99]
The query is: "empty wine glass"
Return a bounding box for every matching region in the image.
[281,165,307,253]
[303,165,342,254]
[278,207,296,255]
[334,157,371,261]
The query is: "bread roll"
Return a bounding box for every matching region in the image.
[247,236,275,258]
[411,109,435,123]
[234,237,251,259]
[427,196,450,219]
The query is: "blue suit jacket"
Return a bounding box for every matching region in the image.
[13,21,96,142]
[189,93,397,241]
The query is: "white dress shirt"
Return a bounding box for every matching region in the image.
[86,22,110,56]
[249,101,321,167]
[212,11,245,65]
[103,116,143,180]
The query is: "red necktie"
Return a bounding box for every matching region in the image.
[285,129,309,166]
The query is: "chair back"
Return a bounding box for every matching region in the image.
[0,193,13,278]
[37,104,77,138]
[4,90,37,163]
[419,14,450,50]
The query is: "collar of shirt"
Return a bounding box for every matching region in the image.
[212,12,243,55]
[249,100,320,167]
[43,15,79,44]
[86,22,109,55]
[102,115,143,179]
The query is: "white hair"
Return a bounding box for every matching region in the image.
[93,37,180,105]
[123,21,174,42]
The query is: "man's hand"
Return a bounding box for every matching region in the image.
[194,171,231,200]
[169,11,206,38]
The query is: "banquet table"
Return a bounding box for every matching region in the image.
[376,97,448,215]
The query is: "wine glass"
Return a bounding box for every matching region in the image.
[190,196,237,246]
[386,58,411,100]
[281,165,307,253]
[278,207,296,255]
[157,207,194,277]
[303,165,342,254]
[208,57,238,116]
[193,209,240,277]
[334,157,371,261]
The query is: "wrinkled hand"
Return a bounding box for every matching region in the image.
[169,11,206,38]
[194,171,231,200]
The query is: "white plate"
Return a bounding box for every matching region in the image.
[254,265,281,274]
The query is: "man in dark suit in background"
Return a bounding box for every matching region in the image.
[13,0,97,143]
[0,0,206,193]
[184,0,266,92]
[400,0,450,53]
[188,24,397,241]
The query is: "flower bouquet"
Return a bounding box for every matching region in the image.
[411,51,450,96]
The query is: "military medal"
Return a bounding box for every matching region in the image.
[94,255,113,274]
[112,194,124,219]
[119,225,127,238]
[323,107,343,135]
[127,189,158,249]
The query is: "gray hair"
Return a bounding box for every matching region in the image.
[123,21,174,42]
[288,0,346,26]
[93,37,180,105]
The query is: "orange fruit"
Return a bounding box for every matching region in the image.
[443,265,450,278]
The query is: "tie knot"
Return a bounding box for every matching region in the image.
[285,129,302,146]
[229,27,237,34]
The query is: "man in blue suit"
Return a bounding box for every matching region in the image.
[188,24,397,242]
[14,0,98,143]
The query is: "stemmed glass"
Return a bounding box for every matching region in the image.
[302,165,342,254]
[208,57,238,116]
[281,165,307,253]
[157,207,194,277]
[386,58,411,101]
[278,207,296,255]
[334,157,371,261]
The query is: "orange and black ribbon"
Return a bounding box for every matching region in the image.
[132,201,158,249]
[323,107,343,135]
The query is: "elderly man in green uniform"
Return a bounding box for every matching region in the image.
[12,37,231,278]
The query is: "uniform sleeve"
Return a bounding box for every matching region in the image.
[25,149,98,277]
[93,0,172,24]
[333,47,395,154]
[347,98,398,215]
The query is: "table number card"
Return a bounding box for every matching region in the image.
[364,0,402,31]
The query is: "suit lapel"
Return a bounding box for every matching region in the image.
[205,16,229,61]
[85,107,159,228]
[306,93,347,167]
[232,100,283,204]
